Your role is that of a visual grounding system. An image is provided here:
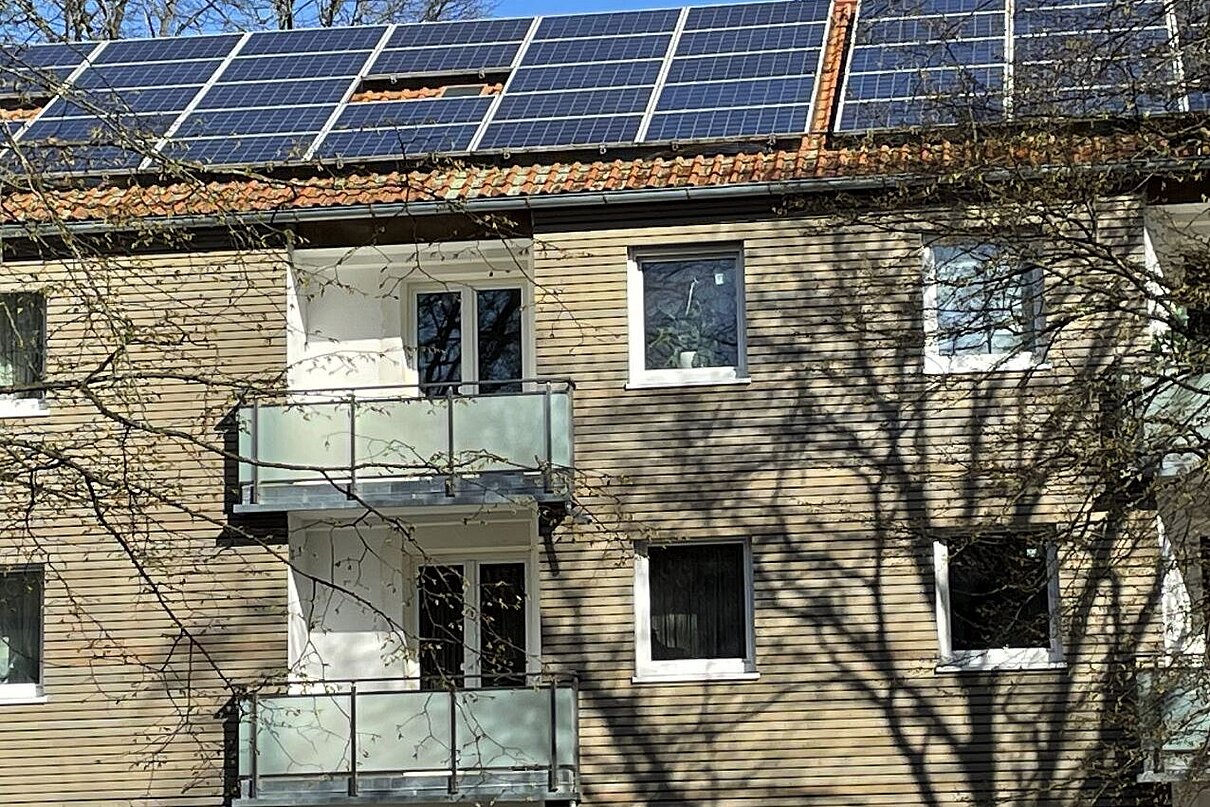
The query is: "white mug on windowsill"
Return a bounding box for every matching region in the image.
[677,350,697,369]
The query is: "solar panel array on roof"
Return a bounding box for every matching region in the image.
[644,0,829,141]
[837,0,1196,132]
[1,0,1208,175]
[838,0,1007,132]
[475,9,678,150]
[316,18,530,160]
[1014,0,1178,117]
[17,35,238,171]
[160,26,388,167]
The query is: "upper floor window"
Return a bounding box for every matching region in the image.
[0,292,47,415]
[634,540,756,682]
[0,565,43,700]
[933,531,1062,672]
[628,250,747,388]
[923,243,1044,373]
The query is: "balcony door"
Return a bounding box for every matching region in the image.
[413,285,526,396]
[417,559,532,689]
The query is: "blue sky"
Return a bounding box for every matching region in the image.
[493,0,734,17]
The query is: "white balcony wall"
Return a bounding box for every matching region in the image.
[287,515,536,685]
[287,240,534,392]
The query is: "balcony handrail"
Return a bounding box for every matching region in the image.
[237,378,575,506]
[232,672,579,698]
[241,377,575,406]
[235,673,580,802]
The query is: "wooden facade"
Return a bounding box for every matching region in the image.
[0,191,1182,806]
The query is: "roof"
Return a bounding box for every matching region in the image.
[0,0,1206,227]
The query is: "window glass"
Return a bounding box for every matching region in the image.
[418,564,465,690]
[947,535,1050,651]
[479,562,527,686]
[0,567,42,686]
[641,257,739,372]
[416,291,462,396]
[648,543,745,661]
[476,288,523,394]
[0,293,44,399]
[933,244,1039,357]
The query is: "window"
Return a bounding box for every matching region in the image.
[628,250,746,387]
[418,559,532,689]
[933,532,1062,671]
[634,541,756,681]
[0,292,46,414]
[0,566,43,699]
[413,285,525,396]
[923,242,1044,373]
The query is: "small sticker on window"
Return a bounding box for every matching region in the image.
[714,272,726,285]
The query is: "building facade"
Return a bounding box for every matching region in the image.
[0,0,1208,805]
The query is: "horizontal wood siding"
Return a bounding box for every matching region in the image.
[0,250,289,805]
[531,204,1165,806]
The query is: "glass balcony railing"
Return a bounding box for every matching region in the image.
[235,380,574,510]
[1144,371,1210,476]
[1136,657,1210,782]
[231,676,579,805]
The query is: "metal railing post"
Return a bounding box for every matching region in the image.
[348,683,359,796]
[347,395,357,500]
[248,402,260,505]
[542,382,553,494]
[445,385,456,498]
[548,678,559,792]
[447,686,459,794]
[248,693,259,799]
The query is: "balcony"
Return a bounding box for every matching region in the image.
[231,677,580,806]
[234,380,574,512]
[1136,657,1210,782]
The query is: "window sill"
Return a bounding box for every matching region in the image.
[936,657,1066,673]
[633,670,760,684]
[0,685,46,705]
[0,400,49,418]
[625,375,752,391]
[923,353,1050,375]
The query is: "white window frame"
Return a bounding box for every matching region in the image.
[413,552,541,688]
[933,536,1064,672]
[405,279,535,394]
[626,248,749,389]
[921,242,1046,375]
[0,564,45,704]
[0,291,49,419]
[633,539,758,683]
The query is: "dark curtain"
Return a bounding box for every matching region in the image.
[649,543,745,660]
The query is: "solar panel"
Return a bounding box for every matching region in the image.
[94,34,241,64]
[317,123,481,158]
[837,0,1008,131]
[163,133,316,165]
[241,26,388,55]
[369,45,520,76]
[0,42,92,95]
[477,115,641,149]
[534,8,681,38]
[1014,0,1180,117]
[1175,0,1210,110]
[386,18,533,48]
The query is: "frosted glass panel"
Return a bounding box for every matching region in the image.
[356,398,449,479]
[358,689,452,771]
[247,694,351,775]
[454,395,545,471]
[244,403,352,483]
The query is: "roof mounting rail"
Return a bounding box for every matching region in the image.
[635,5,689,143]
[467,15,542,153]
[304,23,397,161]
